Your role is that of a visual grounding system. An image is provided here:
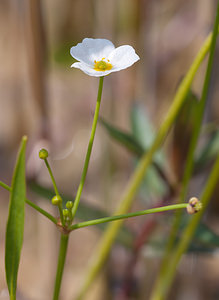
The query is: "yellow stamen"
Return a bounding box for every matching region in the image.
[94,59,112,71]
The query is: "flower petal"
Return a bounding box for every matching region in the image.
[108,45,140,71]
[71,62,114,77]
[70,38,115,65]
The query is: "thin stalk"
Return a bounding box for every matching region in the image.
[72,76,104,219]
[70,204,188,231]
[0,180,57,224]
[150,152,219,300]
[44,158,60,196]
[44,158,64,225]
[75,32,213,300]
[151,5,219,299]
[53,234,69,300]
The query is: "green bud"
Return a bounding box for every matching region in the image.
[63,209,70,217]
[66,201,73,209]
[51,195,62,206]
[39,148,49,159]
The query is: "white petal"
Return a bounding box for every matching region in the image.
[108,45,140,71]
[70,38,115,65]
[71,62,114,77]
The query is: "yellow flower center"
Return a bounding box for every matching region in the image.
[94,59,112,71]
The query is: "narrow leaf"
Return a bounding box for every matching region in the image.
[99,117,144,157]
[195,129,219,172]
[185,221,219,251]
[100,115,168,197]
[5,136,27,299]
[148,221,219,255]
[130,104,168,197]
[172,90,200,179]
[131,103,155,150]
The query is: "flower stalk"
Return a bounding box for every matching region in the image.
[44,158,65,225]
[71,76,104,219]
[53,233,69,300]
[70,203,189,231]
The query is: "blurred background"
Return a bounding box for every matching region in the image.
[0,0,219,299]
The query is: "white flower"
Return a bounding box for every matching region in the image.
[70,38,140,77]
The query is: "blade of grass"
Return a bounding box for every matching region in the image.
[5,136,27,300]
[150,152,219,300]
[151,3,219,299]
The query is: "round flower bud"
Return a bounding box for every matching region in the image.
[39,148,48,159]
[187,197,202,214]
[66,201,73,209]
[51,195,62,206]
[63,209,70,217]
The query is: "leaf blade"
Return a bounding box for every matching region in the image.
[99,117,144,157]
[5,136,27,299]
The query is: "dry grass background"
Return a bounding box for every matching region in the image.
[0,1,219,299]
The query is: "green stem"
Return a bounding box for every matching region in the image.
[0,180,57,224]
[44,158,60,197]
[53,234,69,300]
[70,204,188,231]
[150,152,219,300]
[72,76,104,219]
[10,292,15,300]
[151,5,219,299]
[75,32,213,300]
[44,158,64,225]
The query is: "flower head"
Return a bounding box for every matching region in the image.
[70,38,140,77]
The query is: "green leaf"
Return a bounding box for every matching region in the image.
[188,222,219,252]
[131,103,155,150]
[99,117,144,157]
[195,129,219,172]
[100,112,169,198]
[177,219,219,253]
[172,90,200,178]
[147,221,219,255]
[5,136,27,299]
[130,104,167,197]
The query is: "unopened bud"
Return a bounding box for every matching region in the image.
[187,197,202,214]
[63,209,70,217]
[66,201,73,209]
[51,195,62,206]
[39,148,48,159]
